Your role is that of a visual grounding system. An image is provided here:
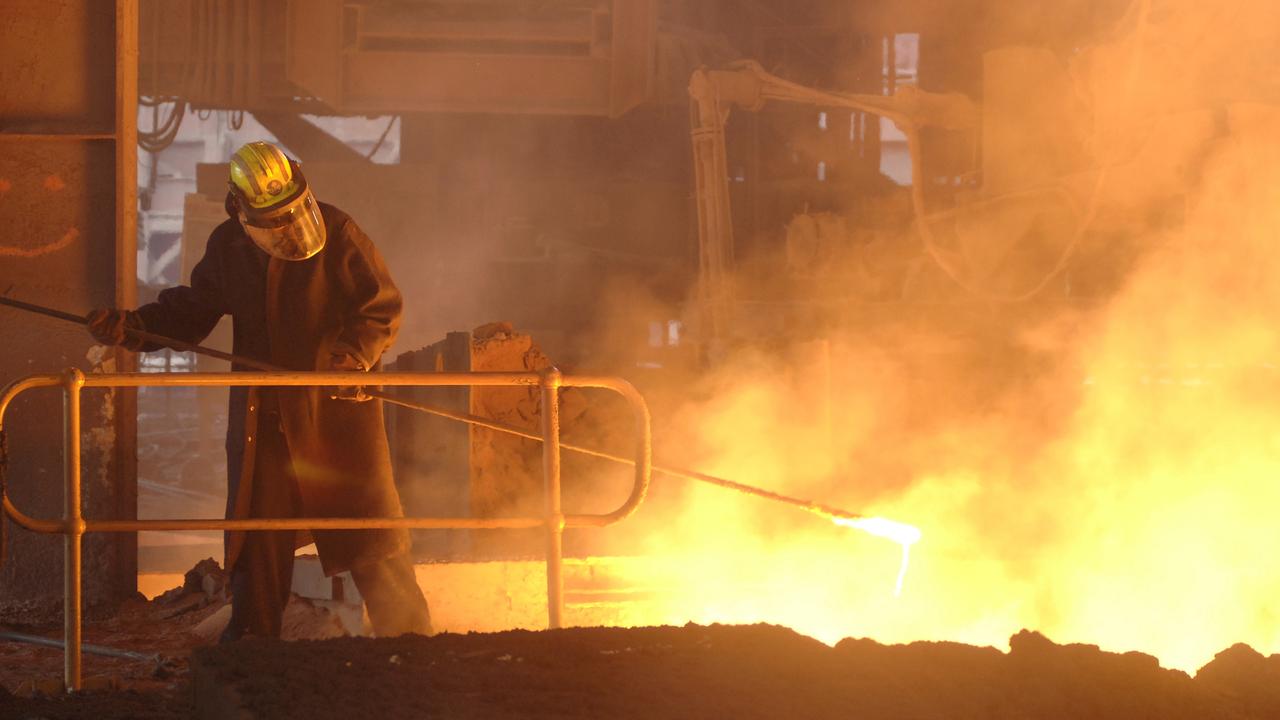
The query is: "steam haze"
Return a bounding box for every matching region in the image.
[580,0,1280,673]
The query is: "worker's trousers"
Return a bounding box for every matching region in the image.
[220,411,432,641]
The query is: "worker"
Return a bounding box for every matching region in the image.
[87,141,430,641]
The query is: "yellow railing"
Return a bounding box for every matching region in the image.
[0,368,652,691]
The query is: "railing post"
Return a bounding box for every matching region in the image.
[540,367,564,629]
[62,368,85,692]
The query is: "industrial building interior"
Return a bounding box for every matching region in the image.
[1,0,1279,716]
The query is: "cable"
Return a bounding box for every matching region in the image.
[139,97,187,154]
[365,115,399,160]
[137,0,190,153]
[904,0,1154,302]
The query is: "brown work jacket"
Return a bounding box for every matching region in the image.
[135,201,408,576]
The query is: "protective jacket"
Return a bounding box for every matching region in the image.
[135,201,408,576]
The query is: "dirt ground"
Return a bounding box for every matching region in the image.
[2,604,1278,719]
[185,625,1280,720]
[0,593,216,719]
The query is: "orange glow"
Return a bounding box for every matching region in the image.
[576,3,1280,672]
[830,516,920,596]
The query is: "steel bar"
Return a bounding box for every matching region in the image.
[0,297,88,326]
[541,369,565,629]
[0,631,159,664]
[63,369,85,691]
[13,512,631,533]
[0,297,277,373]
[11,513,614,533]
[115,0,141,612]
[77,371,541,388]
[377,389,859,522]
[124,329,278,371]
[82,516,546,532]
[0,298,226,371]
[0,297,826,521]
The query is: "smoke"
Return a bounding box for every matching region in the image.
[584,0,1280,672]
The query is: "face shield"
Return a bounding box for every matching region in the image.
[231,162,327,261]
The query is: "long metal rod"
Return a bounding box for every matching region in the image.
[541,369,565,629]
[0,297,851,521]
[0,296,279,373]
[376,391,860,522]
[63,369,85,691]
[115,0,142,619]
[78,371,541,388]
[84,516,545,532]
[0,631,159,664]
[0,296,89,326]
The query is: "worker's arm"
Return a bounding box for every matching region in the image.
[90,235,227,352]
[329,218,402,370]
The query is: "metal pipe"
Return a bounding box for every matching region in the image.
[541,368,565,629]
[83,516,546,532]
[0,372,652,536]
[0,297,88,326]
[76,371,541,388]
[561,376,653,525]
[114,0,141,606]
[63,369,85,692]
[3,494,66,535]
[0,630,159,664]
[23,514,633,534]
[0,299,836,523]
[381,381,854,523]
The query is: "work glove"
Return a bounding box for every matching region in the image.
[327,353,371,402]
[86,308,146,351]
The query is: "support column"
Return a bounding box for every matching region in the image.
[540,367,564,630]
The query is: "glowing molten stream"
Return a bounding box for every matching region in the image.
[831,516,922,596]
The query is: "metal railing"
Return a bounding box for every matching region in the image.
[0,368,652,691]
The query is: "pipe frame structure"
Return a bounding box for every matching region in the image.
[0,369,652,692]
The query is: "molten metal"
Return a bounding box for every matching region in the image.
[831,516,921,596]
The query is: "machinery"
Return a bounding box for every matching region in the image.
[688,60,978,344]
[141,0,657,118]
[686,40,1216,350]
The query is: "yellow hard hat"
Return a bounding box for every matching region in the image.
[230,141,297,208]
[227,141,326,261]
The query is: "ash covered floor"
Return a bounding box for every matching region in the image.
[186,626,1280,720]
[4,613,1279,719]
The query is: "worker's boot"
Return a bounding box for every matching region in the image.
[350,552,432,637]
